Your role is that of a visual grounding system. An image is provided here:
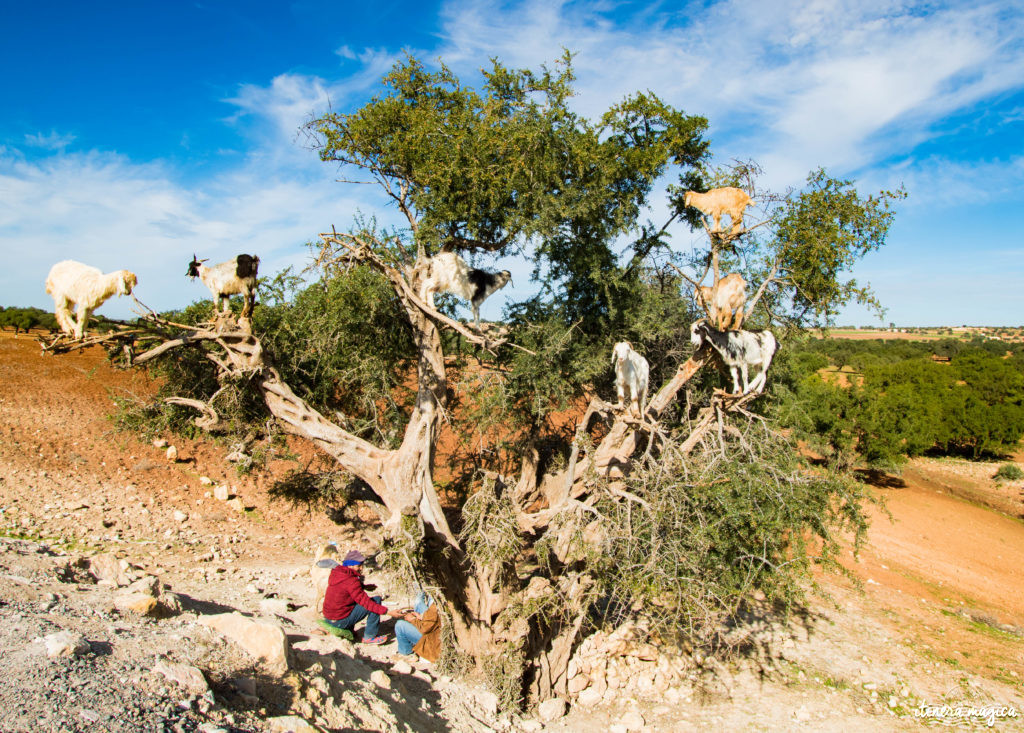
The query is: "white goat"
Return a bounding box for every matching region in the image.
[418,251,512,327]
[690,320,777,395]
[187,254,259,318]
[45,260,137,339]
[695,273,747,331]
[683,187,753,234]
[612,341,650,416]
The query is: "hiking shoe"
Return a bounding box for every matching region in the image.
[361,635,388,645]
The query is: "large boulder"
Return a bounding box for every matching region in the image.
[114,593,159,616]
[113,574,169,616]
[199,612,290,676]
[124,575,160,596]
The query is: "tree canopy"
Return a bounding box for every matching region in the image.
[309,53,709,260]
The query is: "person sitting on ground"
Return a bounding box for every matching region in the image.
[320,549,414,645]
[394,591,442,663]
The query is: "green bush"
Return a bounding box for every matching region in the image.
[0,306,58,333]
[598,424,870,645]
[994,464,1024,481]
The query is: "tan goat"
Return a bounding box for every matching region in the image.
[696,273,746,330]
[683,187,753,234]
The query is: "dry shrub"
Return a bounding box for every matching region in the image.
[595,416,870,650]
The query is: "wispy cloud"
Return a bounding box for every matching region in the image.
[436,0,1024,189]
[0,143,389,319]
[23,130,76,151]
[863,153,1024,208]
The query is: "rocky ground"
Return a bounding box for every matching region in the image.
[3,329,1024,731]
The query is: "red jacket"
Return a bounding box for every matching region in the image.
[322,565,389,621]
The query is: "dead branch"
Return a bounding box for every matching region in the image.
[606,482,651,510]
[38,326,147,355]
[163,396,224,432]
[562,397,616,498]
[743,259,781,316]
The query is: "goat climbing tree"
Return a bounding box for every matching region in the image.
[46,53,904,707]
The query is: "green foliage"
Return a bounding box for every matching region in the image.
[994,464,1024,481]
[309,53,709,261]
[482,646,527,712]
[460,480,523,569]
[266,469,353,512]
[773,338,1024,465]
[598,425,871,643]
[0,306,58,333]
[258,266,417,446]
[743,169,906,328]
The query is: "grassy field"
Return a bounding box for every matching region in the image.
[823,326,1024,342]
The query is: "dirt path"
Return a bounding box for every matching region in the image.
[863,468,1024,624]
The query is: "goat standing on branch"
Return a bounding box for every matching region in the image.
[696,272,747,331]
[45,260,137,339]
[187,254,260,319]
[690,320,778,395]
[612,341,650,417]
[684,186,753,234]
[417,251,511,328]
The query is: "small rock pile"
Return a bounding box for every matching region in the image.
[566,623,694,709]
[78,551,183,617]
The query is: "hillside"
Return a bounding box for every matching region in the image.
[2,329,1023,731]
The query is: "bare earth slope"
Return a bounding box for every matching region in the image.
[2,329,1024,731]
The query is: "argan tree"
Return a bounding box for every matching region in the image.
[47,54,903,706]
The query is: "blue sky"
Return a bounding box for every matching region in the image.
[2,0,1022,327]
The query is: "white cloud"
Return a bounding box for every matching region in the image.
[24,130,76,151]
[0,144,390,320]
[435,0,1024,188]
[226,49,400,137]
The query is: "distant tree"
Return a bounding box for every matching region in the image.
[0,306,58,334]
